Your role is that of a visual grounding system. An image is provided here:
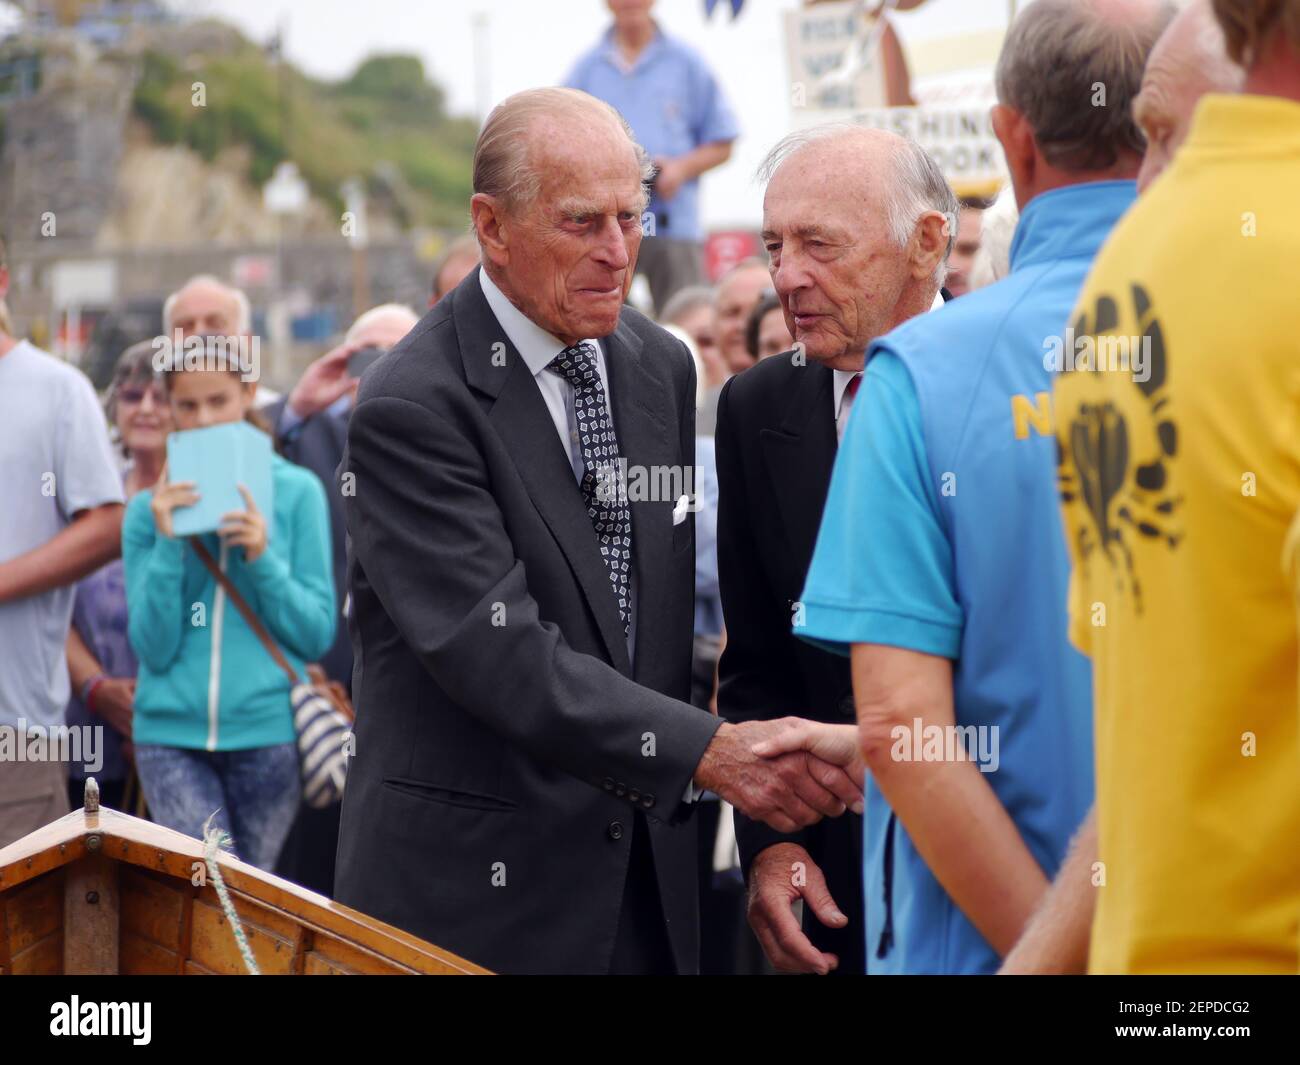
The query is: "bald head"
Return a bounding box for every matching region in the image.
[1134,0,1245,194]
[345,303,419,350]
[758,124,955,370]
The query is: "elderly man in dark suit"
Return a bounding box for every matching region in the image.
[334,87,862,976]
[716,125,955,975]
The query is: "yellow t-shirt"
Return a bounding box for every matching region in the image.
[1054,94,1300,974]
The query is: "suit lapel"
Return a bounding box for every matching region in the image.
[760,363,838,570]
[454,270,632,674]
[604,320,676,686]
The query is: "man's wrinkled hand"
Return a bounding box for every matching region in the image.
[748,842,844,975]
[694,718,863,833]
[287,340,362,420]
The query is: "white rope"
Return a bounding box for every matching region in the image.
[202,812,261,975]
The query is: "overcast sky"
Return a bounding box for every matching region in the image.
[180,0,1026,228]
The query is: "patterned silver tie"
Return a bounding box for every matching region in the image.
[547,341,632,636]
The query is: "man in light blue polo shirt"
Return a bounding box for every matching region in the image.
[794,0,1172,973]
[565,0,738,313]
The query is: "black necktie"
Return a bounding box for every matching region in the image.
[547,342,632,636]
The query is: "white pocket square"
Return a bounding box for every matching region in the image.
[672,495,691,525]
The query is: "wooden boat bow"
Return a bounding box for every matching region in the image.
[0,781,490,976]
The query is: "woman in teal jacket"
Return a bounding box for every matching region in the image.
[123,348,335,870]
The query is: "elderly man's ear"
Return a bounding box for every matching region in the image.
[470,193,510,267]
[909,210,950,283]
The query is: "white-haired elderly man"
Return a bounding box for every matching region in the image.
[263,302,419,896]
[333,86,864,975]
[759,0,1176,975]
[162,274,282,406]
[164,274,252,340]
[714,125,954,976]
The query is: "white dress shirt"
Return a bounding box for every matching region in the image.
[479,268,613,482]
[832,368,860,444]
[834,288,948,441]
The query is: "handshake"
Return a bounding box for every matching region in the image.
[692,717,863,831]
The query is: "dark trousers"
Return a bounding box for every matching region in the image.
[275,800,343,898]
[609,811,677,975]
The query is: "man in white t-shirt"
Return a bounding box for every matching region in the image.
[0,236,125,848]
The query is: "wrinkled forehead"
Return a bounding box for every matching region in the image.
[525,114,645,210]
[763,141,893,236]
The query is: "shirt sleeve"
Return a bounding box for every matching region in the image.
[689,52,739,147]
[796,350,963,659]
[55,368,126,521]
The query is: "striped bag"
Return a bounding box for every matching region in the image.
[291,667,354,808]
[191,540,354,808]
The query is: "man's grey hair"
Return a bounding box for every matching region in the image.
[756,124,959,284]
[473,87,655,214]
[996,0,1177,171]
[163,274,252,335]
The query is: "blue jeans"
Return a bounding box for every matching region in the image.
[135,743,301,871]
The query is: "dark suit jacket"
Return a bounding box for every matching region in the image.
[334,268,722,975]
[714,352,863,969]
[264,398,352,689]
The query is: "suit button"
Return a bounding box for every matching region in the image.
[603,777,615,791]
[628,789,640,803]
[615,784,627,797]
[641,794,655,809]
[607,820,624,841]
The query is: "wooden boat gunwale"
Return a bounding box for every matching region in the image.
[0,798,490,976]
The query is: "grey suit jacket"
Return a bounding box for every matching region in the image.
[333,268,721,974]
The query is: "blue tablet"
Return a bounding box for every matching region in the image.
[166,421,274,540]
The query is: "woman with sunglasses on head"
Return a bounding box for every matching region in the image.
[65,342,173,813]
[122,338,336,871]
